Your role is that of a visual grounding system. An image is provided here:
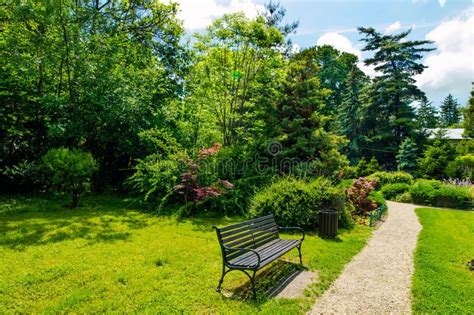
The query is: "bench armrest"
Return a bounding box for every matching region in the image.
[278,226,305,241]
[223,246,261,268]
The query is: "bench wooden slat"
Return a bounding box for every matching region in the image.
[220,219,277,243]
[217,214,274,232]
[230,239,300,266]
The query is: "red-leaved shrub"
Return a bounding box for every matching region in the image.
[346,177,377,216]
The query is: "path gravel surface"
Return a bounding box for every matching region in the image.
[309,201,421,314]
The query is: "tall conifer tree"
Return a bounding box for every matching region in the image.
[357,27,434,165]
[440,94,461,127]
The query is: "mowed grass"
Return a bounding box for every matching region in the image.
[412,207,474,314]
[0,194,371,313]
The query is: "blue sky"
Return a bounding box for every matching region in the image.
[176,0,474,106]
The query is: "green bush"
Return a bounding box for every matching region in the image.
[446,154,474,180]
[381,183,410,200]
[368,171,413,188]
[396,192,412,203]
[369,191,386,209]
[249,177,349,228]
[409,179,441,205]
[42,148,98,207]
[409,179,471,209]
[432,185,472,208]
[127,154,183,209]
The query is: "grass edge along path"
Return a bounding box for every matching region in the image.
[0,194,371,314]
[412,207,474,314]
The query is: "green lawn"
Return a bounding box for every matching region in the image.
[412,207,474,314]
[0,194,371,313]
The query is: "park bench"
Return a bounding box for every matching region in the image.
[213,214,305,299]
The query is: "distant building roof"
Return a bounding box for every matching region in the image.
[426,128,468,140]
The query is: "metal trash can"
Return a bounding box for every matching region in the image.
[318,209,338,238]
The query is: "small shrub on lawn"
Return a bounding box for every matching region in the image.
[41,148,98,207]
[249,177,349,228]
[381,183,411,200]
[368,171,413,189]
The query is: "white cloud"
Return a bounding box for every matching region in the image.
[439,0,447,8]
[316,32,376,77]
[385,21,401,34]
[175,0,263,30]
[415,7,474,103]
[317,32,362,58]
[291,43,301,54]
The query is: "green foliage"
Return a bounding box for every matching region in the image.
[396,138,418,174]
[191,13,284,146]
[367,171,413,188]
[418,140,455,179]
[381,183,410,200]
[357,27,434,165]
[274,48,349,178]
[440,94,461,127]
[356,157,382,177]
[416,99,439,128]
[446,154,474,180]
[127,154,183,209]
[396,191,413,203]
[368,191,386,209]
[1,0,188,189]
[413,208,474,314]
[409,179,471,209]
[463,83,474,138]
[336,66,369,161]
[41,148,98,207]
[249,177,347,228]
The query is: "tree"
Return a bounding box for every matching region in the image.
[0,0,188,190]
[358,27,434,165]
[308,45,364,118]
[416,99,439,128]
[336,66,369,161]
[262,1,299,54]
[274,49,348,178]
[463,83,474,137]
[418,140,455,179]
[191,13,285,146]
[41,148,98,208]
[440,94,461,127]
[396,138,418,174]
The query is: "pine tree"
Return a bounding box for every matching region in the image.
[440,94,461,127]
[463,83,474,138]
[337,66,368,161]
[357,27,434,166]
[396,138,418,173]
[416,99,439,128]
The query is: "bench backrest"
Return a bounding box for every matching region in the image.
[213,214,279,261]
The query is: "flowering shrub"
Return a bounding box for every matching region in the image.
[174,144,234,214]
[346,177,377,217]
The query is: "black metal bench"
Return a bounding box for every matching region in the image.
[213,214,305,299]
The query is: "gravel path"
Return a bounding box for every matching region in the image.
[309,201,421,315]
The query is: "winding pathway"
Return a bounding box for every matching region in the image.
[309,201,421,314]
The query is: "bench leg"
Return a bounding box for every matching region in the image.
[297,244,303,265]
[216,264,227,292]
[250,270,257,300]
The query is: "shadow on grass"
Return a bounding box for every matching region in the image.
[0,194,151,250]
[219,260,305,303]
